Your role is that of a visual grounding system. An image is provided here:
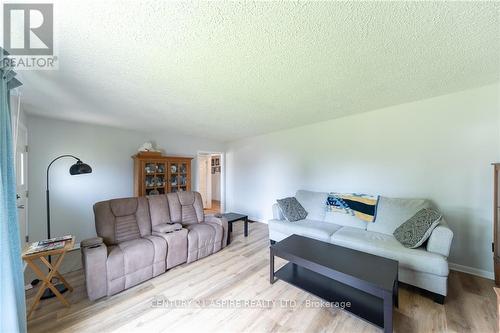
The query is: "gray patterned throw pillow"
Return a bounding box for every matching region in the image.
[277,197,308,222]
[393,208,442,248]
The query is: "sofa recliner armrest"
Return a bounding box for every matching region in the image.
[205,215,229,248]
[152,223,183,234]
[272,203,284,220]
[81,238,108,301]
[426,219,453,257]
[81,237,103,248]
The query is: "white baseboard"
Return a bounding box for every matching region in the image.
[449,262,494,280]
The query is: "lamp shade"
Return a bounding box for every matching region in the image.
[69,160,92,175]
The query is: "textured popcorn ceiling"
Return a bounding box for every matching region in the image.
[18,1,500,141]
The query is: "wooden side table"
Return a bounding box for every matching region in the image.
[22,237,75,319]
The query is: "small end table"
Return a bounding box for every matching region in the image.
[22,237,75,319]
[222,213,249,245]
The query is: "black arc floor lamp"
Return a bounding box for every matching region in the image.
[42,154,92,299]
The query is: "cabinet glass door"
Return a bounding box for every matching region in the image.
[168,162,179,192]
[144,160,166,195]
[179,163,187,191]
[144,162,155,175]
[165,161,190,193]
[156,163,165,174]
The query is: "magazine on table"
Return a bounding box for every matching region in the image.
[25,235,73,254]
[26,241,65,254]
[37,235,73,245]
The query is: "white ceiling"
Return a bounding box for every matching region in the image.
[16,1,500,142]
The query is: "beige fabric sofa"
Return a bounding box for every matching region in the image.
[81,191,228,301]
[268,190,453,303]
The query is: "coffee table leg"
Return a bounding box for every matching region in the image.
[270,248,275,284]
[226,222,232,245]
[383,292,393,333]
[393,278,399,308]
[244,217,248,237]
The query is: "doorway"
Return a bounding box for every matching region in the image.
[15,123,28,247]
[197,152,224,215]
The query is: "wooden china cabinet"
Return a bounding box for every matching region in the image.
[132,152,193,196]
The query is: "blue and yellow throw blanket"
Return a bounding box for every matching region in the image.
[326,193,379,222]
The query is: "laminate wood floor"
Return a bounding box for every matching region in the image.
[27,222,497,333]
[204,200,221,215]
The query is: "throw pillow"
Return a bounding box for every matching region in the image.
[393,208,442,248]
[277,197,308,222]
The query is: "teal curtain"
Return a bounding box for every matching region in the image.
[0,53,26,332]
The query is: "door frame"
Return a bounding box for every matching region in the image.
[197,154,212,208]
[15,121,29,246]
[196,151,225,213]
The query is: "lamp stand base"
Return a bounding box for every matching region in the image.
[40,283,68,300]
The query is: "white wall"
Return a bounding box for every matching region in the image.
[226,84,500,275]
[10,94,28,149]
[27,116,225,246]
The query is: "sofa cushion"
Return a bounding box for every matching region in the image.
[142,235,167,276]
[330,227,448,276]
[107,238,155,280]
[106,246,124,280]
[154,228,188,269]
[166,192,182,222]
[186,223,220,263]
[148,195,171,226]
[324,211,367,230]
[277,197,308,222]
[366,196,431,235]
[393,208,442,248]
[94,197,152,245]
[204,221,225,253]
[110,198,138,217]
[295,190,328,221]
[268,218,342,242]
[114,214,141,243]
[167,192,204,225]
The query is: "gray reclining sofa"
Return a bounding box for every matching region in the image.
[81,191,228,300]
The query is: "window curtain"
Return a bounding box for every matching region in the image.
[0,51,26,333]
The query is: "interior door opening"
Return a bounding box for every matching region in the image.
[15,123,28,247]
[197,152,224,215]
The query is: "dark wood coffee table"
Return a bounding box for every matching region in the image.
[222,213,248,245]
[270,235,398,333]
